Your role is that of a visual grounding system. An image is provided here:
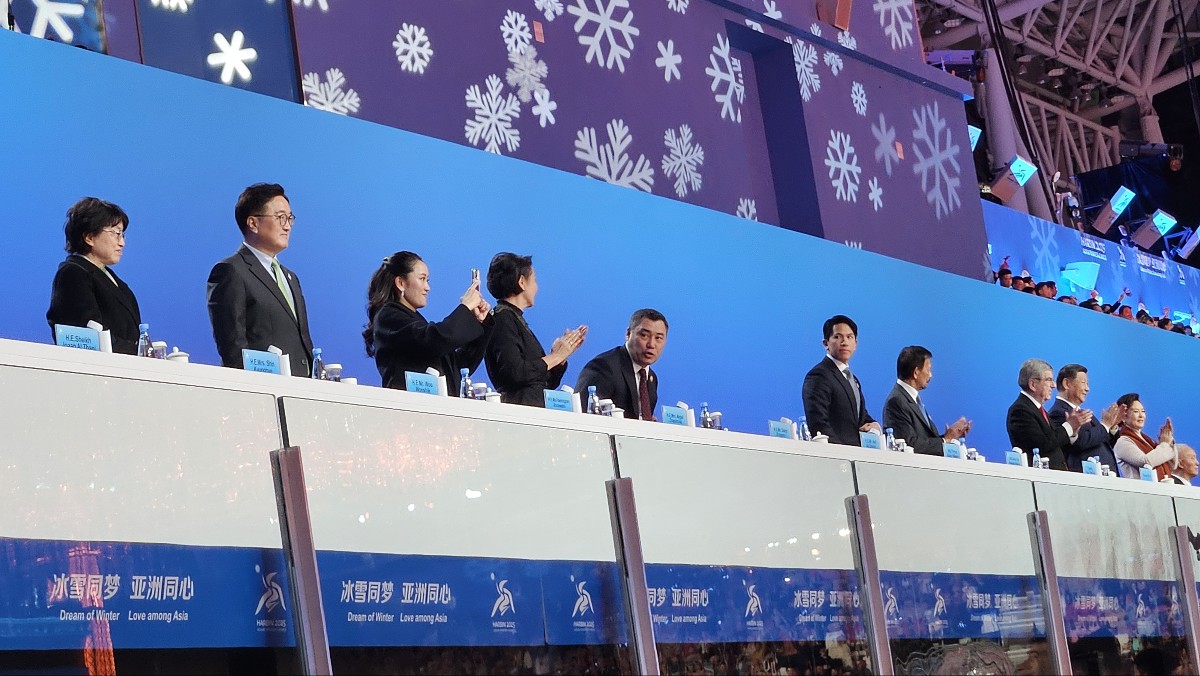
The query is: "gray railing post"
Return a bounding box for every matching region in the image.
[606,477,661,675]
[845,495,894,676]
[1027,510,1072,675]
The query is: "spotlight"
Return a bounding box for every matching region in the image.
[1130,209,1177,249]
[967,124,982,151]
[988,155,1038,202]
[1091,185,1135,234]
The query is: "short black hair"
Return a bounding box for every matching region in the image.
[822,315,857,341]
[1116,392,1140,408]
[234,183,288,234]
[997,268,1012,279]
[1080,299,1100,310]
[486,252,533,299]
[1056,363,1087,390]
[1158,316,1174,328]
[895,345,932,380]
[628,308,668,332]
[63,197,129,255]
[1035,281,1055,293]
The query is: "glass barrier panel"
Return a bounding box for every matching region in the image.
[613,435,869,675]
[0,362,297,673]
[279,396,630,673]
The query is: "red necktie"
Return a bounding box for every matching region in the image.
[638,368,653,421]
[1041,407,1050,425]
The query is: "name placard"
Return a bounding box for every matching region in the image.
[1140,466,1156,482]
[242,349,281,374]
[543,389,574,412]
[661,405,688,426]
[859,431,882,449]
[767,420,794,439]
[404,371,440,395]
[54,324,101,351]
[1082,460,1100,476]
[1005,450,1024,466]
[942,443,962,459]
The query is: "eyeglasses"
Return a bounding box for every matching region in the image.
[253,212,296,227]
[101,227,126,240]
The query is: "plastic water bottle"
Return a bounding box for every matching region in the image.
[136,323,153,358]
[587,386,601,414]
[1032,448,1041,469]
[459,368,472,399]
[700,402,714,428]
[799,416,812,441]
[885,427,897,451]
[311,347,326,380]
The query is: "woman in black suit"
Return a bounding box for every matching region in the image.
[363,251,492,395]
[46,197,142,354]
[483,252,587,406]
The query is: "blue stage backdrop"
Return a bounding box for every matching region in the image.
[1,31,1197,458]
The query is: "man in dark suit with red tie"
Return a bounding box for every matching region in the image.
[575,309,667,420]
[801,315,881,446]
[1006,358,1090,469]
[882,346,971,455]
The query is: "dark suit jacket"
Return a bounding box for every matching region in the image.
[802,357,875,446]
[1048,398,1120,474]
[882,383,944,456]
[46,255,142,355]
[575,346,658,419]
[1006,393,1071,469]
[484,301,566,406]
[207,246,313,377]
[373,301,488,394]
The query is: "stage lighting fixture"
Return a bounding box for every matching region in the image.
[988,155,1038,202]
[1130,209,1177,249]
[968,125,982,151]
[1091,185,1135,234]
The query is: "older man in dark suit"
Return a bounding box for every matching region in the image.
[1006,358,1090,469]
[882,346,970,455]
[1049,363,1124,474]
[207,183,314,377]
[575,308,668,420]
[801,315,880,446]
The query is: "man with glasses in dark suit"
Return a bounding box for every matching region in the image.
[882,346,971,455]
[1006,358,1090,469]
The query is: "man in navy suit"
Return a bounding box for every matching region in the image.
[575,308,667,420]
[882,346,971,455]
[801,315,880,446]
[1006,358,1090,469]
[207,183,314,377]
[1049,363,1124,474]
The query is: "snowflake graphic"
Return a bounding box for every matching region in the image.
[824,130,861,202]
[745,19,764,32]
[867,177,883,210]
[150,0,192,12]
[736,198,758,221]
[501,10,532,54]
[302,68,360,115]
[292,0,329,11]
[393,23,433,75]
[845,240,863,250]
[1029,217,1061,280]
[837,31,857,50]
[911,102,962,219]
[706,33,744,122]
[506,45,548,102]
[763,0,783,19]
[873,0,915,50]
[661,124,704,197]
[535,0,565,21]
[532,88,558,127]
[206,31,257,85]
[667,0,689,12]
[792,39,821,102]
[567,0,639,73]
[465,74,521,155]
[823,51,843,75]
[656,40,682,82]
[871,113,900,175]
[574,119,655,191]
[851,82,867,116]
[810,22,823,36]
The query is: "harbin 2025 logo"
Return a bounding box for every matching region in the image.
[254,564,288,632]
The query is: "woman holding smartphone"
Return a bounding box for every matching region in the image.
[363,251,491,395]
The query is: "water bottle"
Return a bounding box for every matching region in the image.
[587,386,601,414]
[799,416,812,441]
[885,427,897,451]
[1032,448,1041,469]
[135,323,153,358]
[459,368,472,399]
[311,347,326,380]
[700,402,714,429]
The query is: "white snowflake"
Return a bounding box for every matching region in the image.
[656,40,682,82]
[501,10,532,54]
[150,0,192,12]
[824,130,861,202]
[868,177,883,210]
[535,0,565,21]
[792,39,821,102]
[871,113,900,176]
[851,81,867,116]
[393,23,433,75]
[574,119,655,191]
[810,22,823,36]
[705,33,744,123]
[661,124,704,197]
[745,19,764,32]
[292,0,329,11]
[911,102,962,219]
[206,31,258,85]
[823,51,843,75]
[845,240,863,249]
[465,74,522,155]
[764,0,783,19]
[29,0,85,42]
[667,0,688,12]
[506,45,548,103]
[567,0,639,73]
[873,0,915,50]
[302,68,360,115]
[532,88,558,127]
[1030,217,1060,279]
[837,31,857,50]
[736,198,758,221]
